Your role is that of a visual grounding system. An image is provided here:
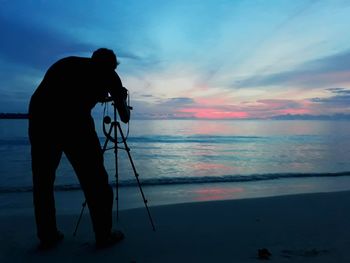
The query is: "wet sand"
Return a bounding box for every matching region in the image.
[1,190,350,262]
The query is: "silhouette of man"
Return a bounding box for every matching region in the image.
[28,48,130,249]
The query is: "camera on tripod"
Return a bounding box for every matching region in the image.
[74,87,156,236]
[102,87,133,124]
[103,87,133,123]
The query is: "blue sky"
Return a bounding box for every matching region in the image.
[0,0,350,119]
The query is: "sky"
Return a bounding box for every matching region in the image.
[0,0,350,119]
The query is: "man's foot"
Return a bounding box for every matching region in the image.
[38,231,64,250]
[96,230,125,249]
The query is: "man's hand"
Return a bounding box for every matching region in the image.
[120,87,128,100]
[114,87,130,123]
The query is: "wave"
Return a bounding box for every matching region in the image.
[126,135,267,144]
[0,134,321,146]
[0,135,267,145]
[1,171,350,194]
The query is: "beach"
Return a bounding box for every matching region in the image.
[2,119,350,262]
[1,190,350,262]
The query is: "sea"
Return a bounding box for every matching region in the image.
[1,118,350,214]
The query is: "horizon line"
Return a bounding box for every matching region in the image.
[2,112,350,121]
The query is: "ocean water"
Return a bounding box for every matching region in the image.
[1,118,350,194]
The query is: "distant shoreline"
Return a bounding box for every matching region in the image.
[1,112,350,120]
[0,113,28,119]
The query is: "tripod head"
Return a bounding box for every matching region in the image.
[102,86,133,123]
[102,86,133,142]
[102,103,131,144]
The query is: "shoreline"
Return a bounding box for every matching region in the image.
[1,190,350,262]
[2,175,350,216]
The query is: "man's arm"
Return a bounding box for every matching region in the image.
[108,72,130,123]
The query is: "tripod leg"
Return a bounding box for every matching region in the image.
[116,122,156,231]
[112,122,119,221]
[102,123,119,220]
[73,201,87,236]
[102,125,113,153]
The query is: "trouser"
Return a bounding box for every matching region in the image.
[29,116,113,241]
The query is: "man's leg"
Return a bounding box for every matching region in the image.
[30,130,62,242]
[63,128,114,241]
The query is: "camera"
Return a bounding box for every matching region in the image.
[103,87,132,123]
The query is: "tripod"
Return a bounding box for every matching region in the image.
[73,103,156,236]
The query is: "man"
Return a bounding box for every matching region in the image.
[28,48,130,249]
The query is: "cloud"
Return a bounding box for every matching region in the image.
[326,87,350,95]
[256,99,301,110]
[241,99,312,118]
[236,50,350,88]
[307,50,350,72]
[160,97,195,106]
[310,88,350,106]
[0,16,93,69]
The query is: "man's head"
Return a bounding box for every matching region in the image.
[91,48,119,70]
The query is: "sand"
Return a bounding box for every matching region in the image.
[1,190,350,262]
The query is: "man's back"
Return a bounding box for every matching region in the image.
[29,56,116,119]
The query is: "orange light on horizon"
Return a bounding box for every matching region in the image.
[178,108,248,119]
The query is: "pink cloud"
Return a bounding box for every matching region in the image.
[178,107,248,119]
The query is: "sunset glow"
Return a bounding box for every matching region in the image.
[178,108,248,119]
